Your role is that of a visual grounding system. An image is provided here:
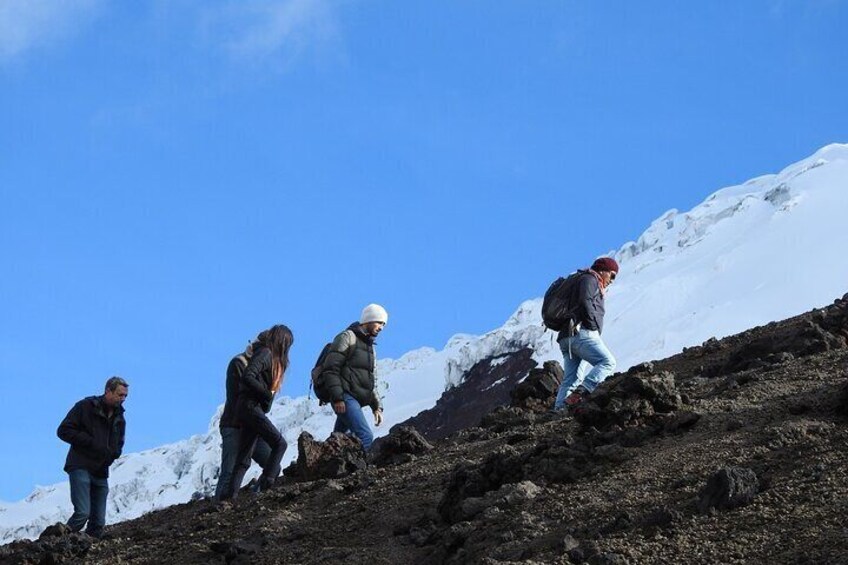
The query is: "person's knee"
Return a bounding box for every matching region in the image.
[273,435,287,452]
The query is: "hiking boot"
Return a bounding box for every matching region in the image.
[564,387,589,408]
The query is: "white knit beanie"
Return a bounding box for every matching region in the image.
[360,303,388,325]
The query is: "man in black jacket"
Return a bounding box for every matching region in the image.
[57,376,128,538]
[553,257,619,411]
[321,304,387,451]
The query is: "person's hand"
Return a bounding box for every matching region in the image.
[374,409,383,427]
[333,400,346,415]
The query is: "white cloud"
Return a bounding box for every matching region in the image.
[201,0,341,65]
[0,0,102,61]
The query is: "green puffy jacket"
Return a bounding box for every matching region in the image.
[322,323,381,411]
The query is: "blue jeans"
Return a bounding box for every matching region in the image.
[214,426,273,501]
[554,329,616,410]
[333,393,374,451]
[67,469,109,537]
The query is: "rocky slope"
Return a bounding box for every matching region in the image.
[5,143,848,544]
[3,293,847,565]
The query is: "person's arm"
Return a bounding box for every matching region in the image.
[111,418,126,462]
[225,357,242,404]
[322,331,355,407]
[240,348,273,404]
[369,388,382,413]
[574,274,600,330]
[57,401,95,449]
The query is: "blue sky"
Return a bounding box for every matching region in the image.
[1,0,846,501]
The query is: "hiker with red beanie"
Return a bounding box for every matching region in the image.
[553,257,620,411]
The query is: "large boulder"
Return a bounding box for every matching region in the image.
[697,466,759,513]
[510,361,564,411]
[370,426,434,467]
[283,432,367,481]
[574,371,686,432]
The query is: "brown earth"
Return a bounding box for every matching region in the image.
[3,294,848,565]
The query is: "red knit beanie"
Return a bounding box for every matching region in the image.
[591,257,619,273]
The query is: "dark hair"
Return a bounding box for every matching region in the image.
[258,324,294,375]
[105,376,129,392]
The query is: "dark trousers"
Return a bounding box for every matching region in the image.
[226,404,287,499]
[67,469,109,537]
[214,426,273,501]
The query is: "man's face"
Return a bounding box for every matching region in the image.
[362,321,386,337]
[104,385,129,408]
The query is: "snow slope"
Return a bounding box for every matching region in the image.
[2,143,846,543]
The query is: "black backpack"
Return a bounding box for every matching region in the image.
[541,271,583,331]
[310,331,355,404]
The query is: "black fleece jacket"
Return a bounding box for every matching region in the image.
[57,396,126,478]
[220,352,251,428]
[236,347,275,414]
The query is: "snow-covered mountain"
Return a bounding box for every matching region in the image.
[2,143,846,544]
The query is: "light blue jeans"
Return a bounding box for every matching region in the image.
[67,469,109,537]
[554,329,616,410]
[333,393,374,451]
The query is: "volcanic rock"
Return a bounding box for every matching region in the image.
[370,426,434,467]
[697,466,759,512]
[282,431,366,481]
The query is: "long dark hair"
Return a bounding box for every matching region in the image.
[257,324,294,379]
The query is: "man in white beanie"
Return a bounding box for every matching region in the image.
[318,304,388,450]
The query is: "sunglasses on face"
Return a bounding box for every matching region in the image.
[609,272,617,282]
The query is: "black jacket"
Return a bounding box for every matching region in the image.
[560,271,606,338]
[57,396,126,478]
[220,352,251,429]
[322,323,381,411]
[236,346,276,415]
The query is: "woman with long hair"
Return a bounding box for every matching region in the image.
[223,324,294,499]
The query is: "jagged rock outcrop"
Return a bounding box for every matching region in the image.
[0,524,93,565]
[282,432,366,481]
[370,426,434,467]
[509,360,563,411]
[390,348,538,440]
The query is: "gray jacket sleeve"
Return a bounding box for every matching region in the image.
[321,330,355,403]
